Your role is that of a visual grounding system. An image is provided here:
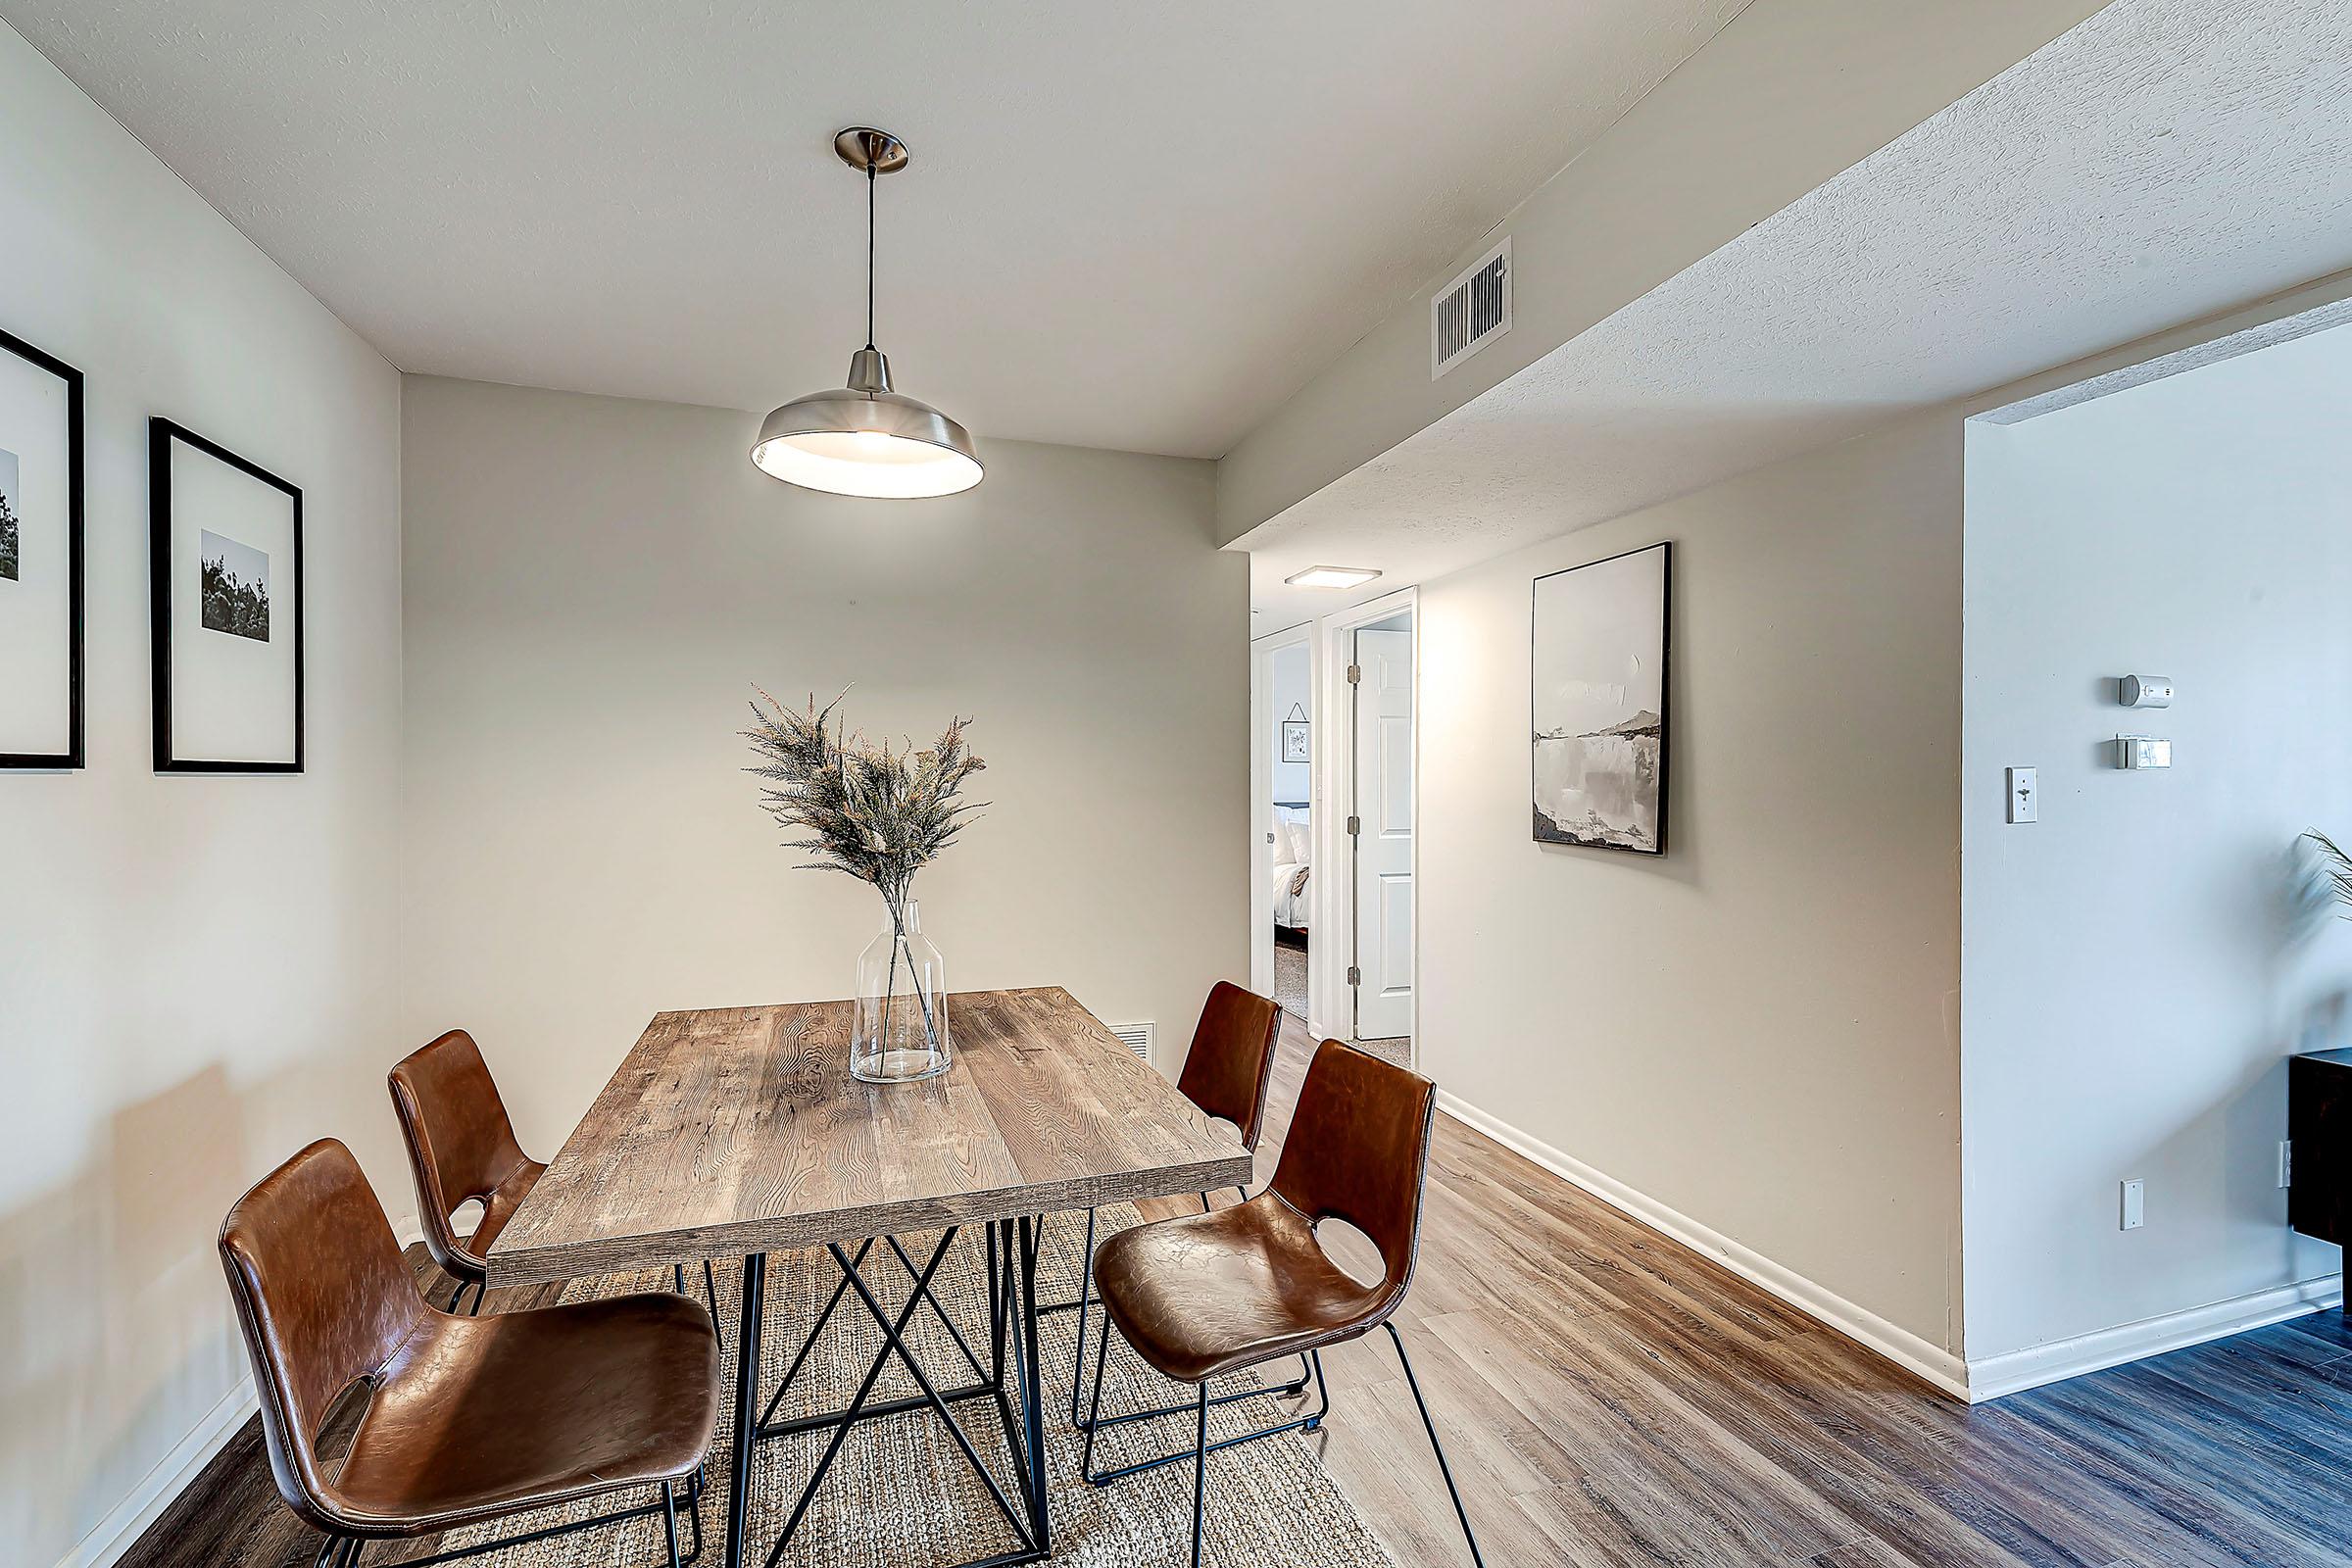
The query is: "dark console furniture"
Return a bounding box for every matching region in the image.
[2289,1049,2352,1244]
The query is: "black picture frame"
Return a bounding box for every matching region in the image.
[1280,711,1310,764]
[0,327,85,770]
[1530,539,1671,856]
[151,418,305,773]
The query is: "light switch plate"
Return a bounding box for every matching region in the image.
[2006,766,2038,823]
[2121,1178,2145,1230]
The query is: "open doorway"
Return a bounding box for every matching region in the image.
[1317,590,1416,1067]
[1250,623,1314,1027]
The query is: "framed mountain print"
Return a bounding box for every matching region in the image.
[0,328,85,768]
[151,418,304,772]
[1531,540,1669,854]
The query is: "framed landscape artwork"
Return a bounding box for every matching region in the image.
[0,328,85,768]
[151,418,304,772]
[1531,540,1669,854]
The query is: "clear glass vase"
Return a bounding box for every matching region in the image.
[852,900,952,1083]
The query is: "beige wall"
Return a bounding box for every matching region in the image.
[398,376,1249,1155]
[1416,410,1966,1364]
[0,22,406,1567]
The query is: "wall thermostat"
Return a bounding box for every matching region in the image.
[2118,675,2174,709]
[2116,735,2173,770]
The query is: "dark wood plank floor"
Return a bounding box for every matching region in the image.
[127,1014,2352,1567]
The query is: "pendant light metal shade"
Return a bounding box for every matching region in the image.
[752,349,982,499]
[753,128,983,499]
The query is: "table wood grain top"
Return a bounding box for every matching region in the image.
[485,986,1252,1286]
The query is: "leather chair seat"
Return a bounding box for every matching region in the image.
[1093,1191,1386,1384]
[442,1158,545,1280]
[332,1291,719,1535]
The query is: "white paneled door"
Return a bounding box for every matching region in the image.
[1352,624,1413,1041]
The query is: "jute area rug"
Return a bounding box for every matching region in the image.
[424,1202,1396,1567]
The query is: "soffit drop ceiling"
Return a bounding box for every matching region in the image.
[1241,0,2352,624]
[0,0,1749,459]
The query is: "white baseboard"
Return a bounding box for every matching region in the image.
[51,1214,427,1568]
[52,1375,259,1568]
[1965,1274,2344,1401]
[1435,1091,1972,1399]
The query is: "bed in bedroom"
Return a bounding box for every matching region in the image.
[1271,806,1311,938]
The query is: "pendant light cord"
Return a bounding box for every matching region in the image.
[865,164,877,351]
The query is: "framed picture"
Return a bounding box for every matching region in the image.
[0,328,85,768]
[151,419,304,772]
[1531,540,1669,854]
[1279,706,1310,764]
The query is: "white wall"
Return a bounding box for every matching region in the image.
[398,376,1248,1152]
[1269,640,1310,805]
[1960,323,2352,1373]
[0,22,405,1568]
[1417,410,1967,1367]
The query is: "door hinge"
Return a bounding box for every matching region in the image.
[1346,814,1361,836]
[1347,965,1361,987]
[1346,663,1362,685]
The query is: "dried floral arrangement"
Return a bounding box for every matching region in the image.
[745,689,986,1046]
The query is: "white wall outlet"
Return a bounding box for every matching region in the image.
[2279,1140,2293,1190]
[2006,766,2038,823]
[2120,1178,2145,1230]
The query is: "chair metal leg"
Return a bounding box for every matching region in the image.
[1385,1321,1487,1568]
[1079,1310,1113,1483]
[1190,1381,1210,1568]
[702,1257,725,1351]
[1066,1205,1098,1424]
[328,1474,697,1568]
[1077,1320,1315,1440]
[1081,1312,1328,1489]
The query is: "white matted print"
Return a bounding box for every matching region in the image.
[153,420,302,770]
[0,329,83,766]
[1531,541,1669,854]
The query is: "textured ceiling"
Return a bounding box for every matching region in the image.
[0,0,1747,458]
[1243,0,2352,624]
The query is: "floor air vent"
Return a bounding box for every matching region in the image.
[1431,235,1511,378]
[1109,1021,1153,1061]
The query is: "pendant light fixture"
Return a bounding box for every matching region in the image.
[751,127,983,499]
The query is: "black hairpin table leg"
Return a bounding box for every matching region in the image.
[723,1252,764,1568]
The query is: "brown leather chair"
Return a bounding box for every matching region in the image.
[1064,981,1284,1420]
[1174,979,1284,1159]
[1079,1040,1486,1568]
[387,1031,544,1315]
[219,1139,719,1567]
[390,1030,720,1329]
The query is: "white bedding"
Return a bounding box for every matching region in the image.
[1271,812,1311,928]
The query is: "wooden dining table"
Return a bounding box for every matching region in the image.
[486,985,1253,1568]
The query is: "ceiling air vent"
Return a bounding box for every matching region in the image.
[1109,1021,1154,1062]
[1430,236,1512,379]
